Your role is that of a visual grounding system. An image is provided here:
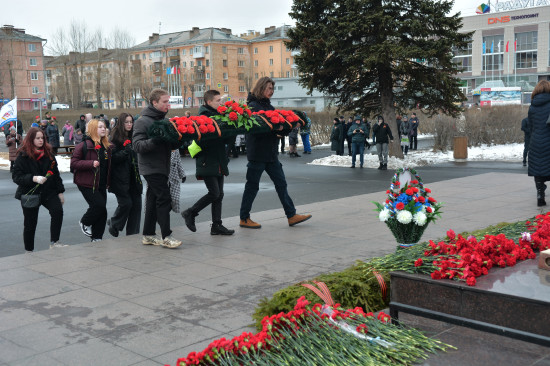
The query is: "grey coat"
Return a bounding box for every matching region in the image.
[133,105,172,177]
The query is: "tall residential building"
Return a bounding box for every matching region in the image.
[250,25,297,80]
[0,25,47,111]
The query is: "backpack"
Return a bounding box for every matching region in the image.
[70,137,88,173]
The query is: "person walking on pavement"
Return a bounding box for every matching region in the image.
[133,89,182,248]
[13,127,66,252]
[107,113,143,237]
[400,115,411,156]
[71,119,112,242]
[45,117,60,155]
[526,80,550,207]
[61,120,74,147]
[182,90,234,236]
[239,77,312,229]
[521,116,530,167]
[372,115,394,170]
[298,110,312,154]
[409,112,419,150]
[348,116,367,168]
[6,126,21,172]
[330,117,344,156]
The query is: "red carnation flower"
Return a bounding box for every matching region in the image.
[356,324,368,334]
[425,188,431,193]
[225,101,232,106]
[217,106,227,114]
[207,124,215,133]
[466,277,477,286]
[395,202,405,210]
[199,125,208,134]
[123,139,131,146]
[177,125,187,133]
[245,109,252,116]
[426,207,433,213]
[187,126,195,134]
[405,188,413,196]
[414,258,423,267]
[46,170,54,176]
[229,112,238,121]
[95,144,101,150]
[428,197,436,203]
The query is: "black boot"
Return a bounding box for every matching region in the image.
[182,209,197,232]
[377,163,383,170]
[382,163,388,170]
[211,223,235,235]
[536,181,547,207]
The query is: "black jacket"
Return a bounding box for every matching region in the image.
[245,93,288,163]
[109,139,142,195]
[527,93,550,177]
[195,105,229,177]
[12,152,65,201]
[133,105,173,177]
[521,117,530,137]
[46,123,60,147]
[372,117,394,144]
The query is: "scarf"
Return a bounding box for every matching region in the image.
[34,148,44,161]
[66,124,74,141]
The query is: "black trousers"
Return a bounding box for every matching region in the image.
[143,174,172,238]
[22,194,63,251]
[190,175,224,225]
[346,137,352,155]
[523,138,530,164]
[79,186,107,240]
[409,135,418,150]
[110,188,142,235]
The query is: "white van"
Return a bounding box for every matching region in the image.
[52,103,70,110]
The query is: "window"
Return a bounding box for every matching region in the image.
[29,58,37,66]
[32,86,39,94]
[270,72,274,77]
[206,60,209,66]
[222,46,227,54]
[278,101,284,106]
[515,31,538,69]
[182,49,186,55]
[452,41,472,72]
[255,73,259,79]
[224,85,229,92]
[197,60,203,67]
[254,60,258,67]
[269,59,274,65]
[254,47,258,54]
[184,74,187,81]
[149,65,153,70]
[28,44,36,52]
[238,47,244,54]
[238,60,245,67]
[155,76,161,82]
[482,35,503,71]
[287,58,291,65]
[206,73,210,79]
[182,61,187,68]
[310,100,316,105]
[239,86,245,92]
[223,59,228,67]
[238,73,244,80]
[277,86,283,90]
[30,72,38,80]
[142,53,146,60]
[269,46,273,53]
[205,46,209,53]
[286,71,290,78]
[150,51,161,58]
[190,47,193,55]
[190,61,194,67]
[194,46,202,54]
[223,72,228,80]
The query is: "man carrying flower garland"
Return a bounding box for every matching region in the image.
[181,90,235,235]
[239,76,312,228]
[133,88,182,249]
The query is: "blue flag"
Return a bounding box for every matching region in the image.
[490,41,494,53]
[166,67,171,75]
[482,42,486,54]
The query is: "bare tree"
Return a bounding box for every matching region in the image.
[48,27,72,106]
[110,27,135,108]
[68,20,92,106]
[90,28,110,108]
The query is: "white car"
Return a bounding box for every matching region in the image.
[51,103,70,110]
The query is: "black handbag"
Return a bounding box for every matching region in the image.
[21,193,41,208]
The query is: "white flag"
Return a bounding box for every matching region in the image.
[0,98,17,128]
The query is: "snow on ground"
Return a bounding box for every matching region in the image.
[0,155,71,172]
[308,143,524,169]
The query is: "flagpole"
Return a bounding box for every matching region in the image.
[514,39,517,85]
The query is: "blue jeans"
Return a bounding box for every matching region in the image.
[301,134,311,152]
[351,141,365,166]
[240,160,296,219]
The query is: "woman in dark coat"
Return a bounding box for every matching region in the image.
[12,127,65,252]
[181,90,234,235]
[45,118,61,154]
[71,119,112,241]
[527,80,550,206]
[330,117,344,155]
[107,113,143,237]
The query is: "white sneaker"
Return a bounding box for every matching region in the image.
[50,241,69,249]
[79,220,92,237]
[91,238,102,243]
[142,235,163,246]
[161,236,182,249]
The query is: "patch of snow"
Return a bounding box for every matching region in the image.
[0,155,71,173]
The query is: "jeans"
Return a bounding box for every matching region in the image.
[240,160,296,219]
[143,174,172,239]
[22,194,63,251]
[300,134,311,152]
[190,175,224,225]
[376,143,389,164]
[78,186,107,240]
[351,141,365,166]
[110,188,142,235]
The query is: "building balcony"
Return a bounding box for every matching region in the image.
[291,50,300,56]
[193,51,204,59]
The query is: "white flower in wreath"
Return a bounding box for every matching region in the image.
[396,210,413,224]
[379,209,391,222]
[413,211,427,226]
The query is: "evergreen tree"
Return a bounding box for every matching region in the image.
[287,0,472,157]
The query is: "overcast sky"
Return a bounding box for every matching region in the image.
[2,0,485,55]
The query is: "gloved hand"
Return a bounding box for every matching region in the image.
[124,144,133,152]
[33,176,47,184]
[151,137,164,145]
[181,176,186,184]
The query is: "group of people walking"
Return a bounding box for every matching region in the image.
[11,77,312,253]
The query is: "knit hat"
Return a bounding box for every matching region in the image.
[31,123,39,127]
[354,115,362,121]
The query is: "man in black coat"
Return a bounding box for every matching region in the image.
[372,115,394,170]
[344,116,353,156]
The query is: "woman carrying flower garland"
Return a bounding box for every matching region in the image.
[107,113,142,237]
[12,127,66,252]
[71,119,112,242]
[239,76,312,228]
[182,89,235,235]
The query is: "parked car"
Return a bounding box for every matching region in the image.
[51,103,70,110]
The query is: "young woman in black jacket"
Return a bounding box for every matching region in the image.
[107,113,143,237]
[12,127,65,252]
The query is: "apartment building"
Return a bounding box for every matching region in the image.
[0,25,47,111]
[250,25,297,81]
